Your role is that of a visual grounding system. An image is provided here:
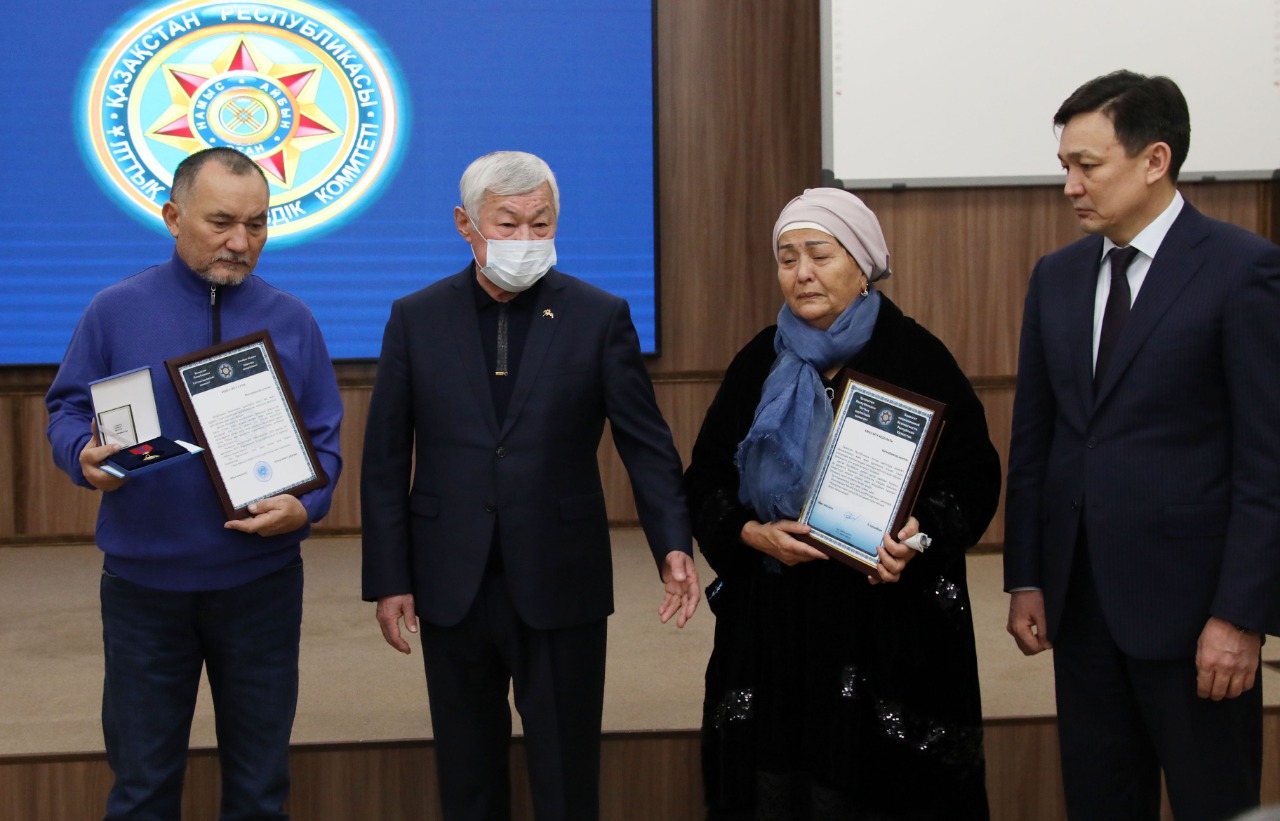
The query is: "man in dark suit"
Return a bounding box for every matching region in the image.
[361,150,700,821]
[1004,71,1280,820]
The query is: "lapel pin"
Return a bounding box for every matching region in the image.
[542,309,555,319]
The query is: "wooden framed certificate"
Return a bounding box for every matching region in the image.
[165,330,328,519]
[798,369,946,572]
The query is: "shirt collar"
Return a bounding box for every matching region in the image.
[470,269,544,311]
[1101,190,1184,261]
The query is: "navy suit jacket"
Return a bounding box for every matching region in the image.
[361,266,692,630]
[1004,202,1280,659]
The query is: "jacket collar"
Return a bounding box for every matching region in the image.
[1092,201,1210,408]
[443,266,569,438]
[164,251,255,306]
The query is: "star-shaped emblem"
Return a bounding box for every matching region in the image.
[145,36,342,188]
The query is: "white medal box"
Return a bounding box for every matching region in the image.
[88,367,203,478]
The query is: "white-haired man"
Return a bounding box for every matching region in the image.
[361,150,699,820]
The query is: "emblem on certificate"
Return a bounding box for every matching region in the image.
[797,370,946,573]
[165,330,329,520]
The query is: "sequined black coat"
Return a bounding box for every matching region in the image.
[685,297,1001,820]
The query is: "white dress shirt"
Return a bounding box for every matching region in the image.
[1091,191,1185,372]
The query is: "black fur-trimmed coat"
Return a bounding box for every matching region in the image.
[685,296,1001,821]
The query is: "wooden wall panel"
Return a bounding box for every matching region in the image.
[984,719,1067,821]
[982,709,1280,821]
[975,383,1013,548]
[0,757,115,821]
[2,735,704,821]
[4,713,1276,820]
[0,395,16,538]
[2,368,103,543]
[1266,709,1280,806]
[596,734,702,821]
[862,186,1081,378]
[290,744,440,821]
[19,393,99,539]
[662,380,725,463]
[653,0,822,375]
[0,752,220,821]
[1180,181,1271,236]
[323,384,370,532]
[599,380,721,525]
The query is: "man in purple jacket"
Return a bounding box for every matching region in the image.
[46,147,343,820]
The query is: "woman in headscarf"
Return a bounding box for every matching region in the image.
[685,188,1001,820]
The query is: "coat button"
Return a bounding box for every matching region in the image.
[495,447,507,458]
[1071,500,1080,512]
[484,502,496,513]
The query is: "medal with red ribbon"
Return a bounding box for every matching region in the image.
[129,443,159,461]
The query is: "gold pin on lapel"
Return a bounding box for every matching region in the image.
[542,309,555,319]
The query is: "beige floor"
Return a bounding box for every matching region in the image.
[2,532,1276,757]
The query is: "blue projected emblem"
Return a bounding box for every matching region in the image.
[77,0,407,245]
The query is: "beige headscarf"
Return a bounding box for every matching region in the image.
[772,188,892,282]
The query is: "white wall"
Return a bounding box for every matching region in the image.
[821,0,1280,187]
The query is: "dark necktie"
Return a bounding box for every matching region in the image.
[1094,245,1140,389]
[495,303,510,377]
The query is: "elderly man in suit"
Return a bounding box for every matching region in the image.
[1004,70,1280,821]
[361,150,699,821]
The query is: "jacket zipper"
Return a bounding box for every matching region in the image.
[211,285,221,344]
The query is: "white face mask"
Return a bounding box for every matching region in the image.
[470,217,557,293]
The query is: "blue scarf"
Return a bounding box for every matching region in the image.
[736,290,881,521]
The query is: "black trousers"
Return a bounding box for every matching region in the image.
[421,573,608,821]
[1053,536,1261,821]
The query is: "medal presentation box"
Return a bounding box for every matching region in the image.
[89,367,204,478]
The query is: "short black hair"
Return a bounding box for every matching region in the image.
[1055,70,1191,182]
[170,147,267,204]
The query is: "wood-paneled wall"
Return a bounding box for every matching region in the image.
[0,734,703,821]
[0,0,1271,546]
[5,713,1279,820]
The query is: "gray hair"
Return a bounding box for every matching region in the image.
[459,151,560,219]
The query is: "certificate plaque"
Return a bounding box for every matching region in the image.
[166,330,328,519]
[798,370,946,572]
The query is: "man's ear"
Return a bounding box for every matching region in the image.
[1145,141,1173,185]
[454,206,472,240]
[161,201,182,239]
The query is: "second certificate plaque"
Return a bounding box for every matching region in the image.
[798,370,945,572]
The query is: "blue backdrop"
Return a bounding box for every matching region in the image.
[0,0,656,364]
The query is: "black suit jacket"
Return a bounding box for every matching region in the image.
[1004,202,1280,658]
[361,267,691,630]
